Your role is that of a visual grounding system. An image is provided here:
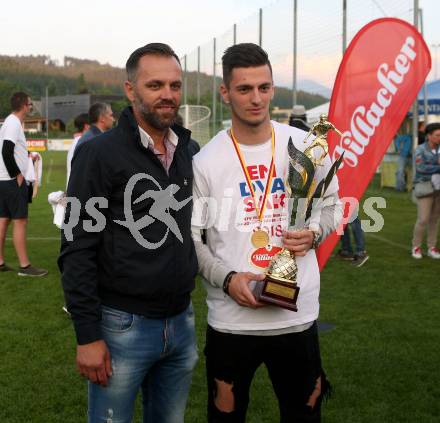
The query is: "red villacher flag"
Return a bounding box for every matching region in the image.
[317,18,431,270]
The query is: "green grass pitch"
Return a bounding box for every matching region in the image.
[0,151,438,422]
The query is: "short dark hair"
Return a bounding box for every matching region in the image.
[88,103,110,125]
[10,92,30,112]
[222,43,272,87]
[74,113,89,132]
[126,43,181,82]
[425,123,440,136]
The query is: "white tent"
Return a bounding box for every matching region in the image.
[306,102,329,124]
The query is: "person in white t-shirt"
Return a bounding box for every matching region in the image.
[66,113,89,186]
[192,44,342,423]
[0,92,48,276]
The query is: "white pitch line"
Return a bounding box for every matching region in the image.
[45,158,54,184]
[365,232,409,251]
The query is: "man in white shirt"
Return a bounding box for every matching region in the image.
[0,92,47,276]
[192,43,342,422]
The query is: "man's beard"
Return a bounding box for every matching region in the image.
[134,92,178,130]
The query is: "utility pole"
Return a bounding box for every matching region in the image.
[259,8,263,47]
[342,0,347,54]
[432,43,440,80]
[45,86,49,142]
[183,55,187,106]
[412,1,419,163]
[212,38,217,136]
[197,46,201,105]
[292,0,297,107]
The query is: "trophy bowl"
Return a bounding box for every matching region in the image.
[254,248,300,311]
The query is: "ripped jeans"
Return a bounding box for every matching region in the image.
[205,322,330,423]
[87,304,198,423]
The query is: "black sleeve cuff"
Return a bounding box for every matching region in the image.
[73,321,102,345]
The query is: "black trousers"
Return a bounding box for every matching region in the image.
[205,322,330,423]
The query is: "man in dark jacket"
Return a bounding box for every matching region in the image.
[59,43,198,423]
[74,102,114,152]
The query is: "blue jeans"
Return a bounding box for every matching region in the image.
[341,217,365,254]
[88,304,198,423]
[396,155,410,191]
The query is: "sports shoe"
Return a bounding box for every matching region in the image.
[427,247,440,259]
[18,265,48,277]
[352,251,369,267]
[411,246,423,259]
[0,263,13,272]
[336,249,354,260]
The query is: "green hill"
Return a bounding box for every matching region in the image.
[0,54,327,118]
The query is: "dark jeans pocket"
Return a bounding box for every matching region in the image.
[101,306,135,332]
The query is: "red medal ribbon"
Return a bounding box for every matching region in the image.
[230,126,275,223]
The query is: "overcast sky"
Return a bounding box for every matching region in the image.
[0,0,275,65]
[0,0,439,85]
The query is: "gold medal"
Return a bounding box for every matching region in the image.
[251,229,270,248]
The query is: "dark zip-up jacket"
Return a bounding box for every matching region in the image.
[74,125,102,152]
[58,107,198,345]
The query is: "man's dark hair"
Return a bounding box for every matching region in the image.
[425,122,440,135]
[10,92,30,112]
[126,43,181,82]
[88,103,110,125]
[74,113,89,132]
[222,43,272,87]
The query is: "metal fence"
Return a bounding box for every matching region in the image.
[180,0,430,142]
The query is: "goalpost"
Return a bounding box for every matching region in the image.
[179,105,211,146]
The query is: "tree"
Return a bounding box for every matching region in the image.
[111,98,130,116]
[0,80,19,118]
[76,73,89,94]
[47,80,58,96]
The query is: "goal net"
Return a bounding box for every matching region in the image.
[179,105,211,147]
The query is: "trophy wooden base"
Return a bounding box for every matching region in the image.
[253,276,299,312]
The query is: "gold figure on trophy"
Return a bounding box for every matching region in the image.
[254,115,344,311]
[303,114,343,167]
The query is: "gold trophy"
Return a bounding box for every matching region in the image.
[254,114,344,311]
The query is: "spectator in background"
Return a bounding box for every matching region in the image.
[175,114,200,156]
[288,104,310,132]
[411,122,440,259]
[74,103,114,152]
[0,92,48,276]
[394,134,412,191]
[337,217,369,267]
[66,113,89,185]
[418,121,426,145]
